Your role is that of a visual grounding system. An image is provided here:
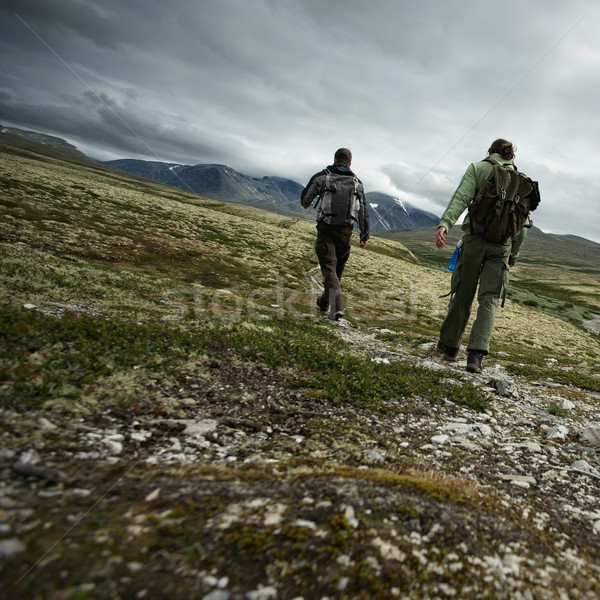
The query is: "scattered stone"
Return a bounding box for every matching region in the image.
[443,423,492,438]
[490,378,517,397]
[38,417,57,430]
[546,425,569,440]
[577,424,600,445]
[363,450,385,464]
[515,441,542,453]
[498,474,536,487]
[0,538,26,557]
[102,437,124,455]
[431,434,450,446]
[569,460,600,478]
[246,585,277,600]
[145,488,161,502]
[555,397,576,410]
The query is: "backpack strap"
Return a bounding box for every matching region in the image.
[313,168,330,211]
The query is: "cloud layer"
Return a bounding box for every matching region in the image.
[1,0,599,242]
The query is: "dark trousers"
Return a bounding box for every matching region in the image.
[315,223,353,315]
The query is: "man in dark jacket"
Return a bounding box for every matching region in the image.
[301,148,370,321]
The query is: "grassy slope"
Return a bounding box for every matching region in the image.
[1,137,600,597]
[383,226,600,328]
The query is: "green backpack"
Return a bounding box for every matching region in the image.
[317,169,361,226]
[468,158,541,243]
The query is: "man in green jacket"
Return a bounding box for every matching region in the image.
[435,139,527,373]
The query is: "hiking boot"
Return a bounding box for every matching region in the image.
[316,294,329,313]
[329,310,344,322]
[437,341,459,362]
[466,350,485,374]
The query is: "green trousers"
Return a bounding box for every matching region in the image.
[439,233,510,353]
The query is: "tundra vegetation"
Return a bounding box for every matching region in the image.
[0,133,599,599]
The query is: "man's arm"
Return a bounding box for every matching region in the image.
[300,171,323,208]
[435,163,479,248]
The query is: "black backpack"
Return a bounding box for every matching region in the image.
[468,158,541,243]
[317,169,361,226]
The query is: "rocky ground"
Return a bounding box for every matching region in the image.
[1,313,599,600]
[1,129,599,599]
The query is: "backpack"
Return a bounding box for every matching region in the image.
[468,158,541,243]
[317,169,361,226]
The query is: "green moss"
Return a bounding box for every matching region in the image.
[547,403,571,418]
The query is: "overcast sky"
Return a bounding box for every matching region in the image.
[1,0,600,242]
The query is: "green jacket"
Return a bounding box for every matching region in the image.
[438,153,527,258]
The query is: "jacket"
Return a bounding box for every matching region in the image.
[301,162,370,242]
[438,153,527,258]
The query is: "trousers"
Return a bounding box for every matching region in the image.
[439,233,510,353]
[315,222,353,315]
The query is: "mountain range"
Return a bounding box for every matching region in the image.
[104,159,440,234]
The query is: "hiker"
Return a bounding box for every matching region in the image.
[301,148,370,321]
[435,138,540,373]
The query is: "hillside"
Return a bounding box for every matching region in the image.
[383,227,600,334]
[105,158,440,234]
[1,134,600,599]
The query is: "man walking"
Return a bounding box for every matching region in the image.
[435,138,537,373]
[301,148,370,321]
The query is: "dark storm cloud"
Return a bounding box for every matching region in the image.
[1,0,599,241]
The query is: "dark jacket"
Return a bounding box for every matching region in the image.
[301,162,370,242]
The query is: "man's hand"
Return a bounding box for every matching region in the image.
[360,239,368,249]
[435,226,447,249]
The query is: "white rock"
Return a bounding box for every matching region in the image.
[498,474,536,485]
[246,585,278,600]
[578,425,600,445]
[372,537,406,562]
[515,442,542,453]
[18,449,40,465]
[556,397,576,410]
[23,303,37,310]
[38,418,57,430]
[371,357,390,364]
[431,434,449,446]
[0,538,26,557]
[182,419,218,435]
[363,450,385,463]
[102,439,123,455]
[293,519,317,530]
[570,459,600,477]
[546,425,569,440]
[443,423,492,438]
[452,437,479,451]
[343,505,359,528]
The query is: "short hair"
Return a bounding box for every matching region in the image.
[334,148,352,165]
[488,139,515,160]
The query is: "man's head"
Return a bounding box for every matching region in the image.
[488,139,515,160]
[334,148,352,166]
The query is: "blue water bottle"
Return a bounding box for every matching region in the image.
[447,239,463,272]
